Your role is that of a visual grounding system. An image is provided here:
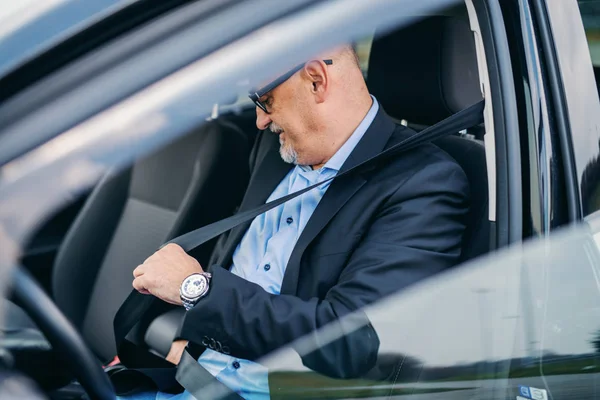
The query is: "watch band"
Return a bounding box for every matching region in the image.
[182,298,195,311]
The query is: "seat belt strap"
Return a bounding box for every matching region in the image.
[165,100,485,253]
[177,349,244,400]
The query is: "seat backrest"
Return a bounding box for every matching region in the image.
[433,136,489,262]
[51,120,250,361]
[367,14,490,262]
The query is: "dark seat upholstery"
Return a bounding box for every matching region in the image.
[7,119,250,362]
[367,15,490,262]
[433,136,489,262]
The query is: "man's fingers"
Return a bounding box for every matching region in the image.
[132,275,149,294]
[162,243,178,250]
[162,243,184,254]
[133,265,144,278]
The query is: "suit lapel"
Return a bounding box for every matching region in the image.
[280,108,398,294]
[217,134,293,267]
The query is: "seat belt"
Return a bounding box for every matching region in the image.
[113,100,485,396]
[164,99,485,252]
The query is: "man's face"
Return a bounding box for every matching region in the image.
[255,73,320,166]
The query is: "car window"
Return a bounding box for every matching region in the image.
[354,36,374,78]
[0,0,129,78]
[0,0,492,398]
[579,0,600,67]
[219,37,375,115]
[568,1,600,217]
[254,223,600,399]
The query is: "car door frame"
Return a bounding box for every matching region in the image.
[472,0,524,248]
[532,0,598,223]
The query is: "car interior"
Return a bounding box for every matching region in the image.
[1,3,493,397]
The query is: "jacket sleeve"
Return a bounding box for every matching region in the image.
[178,156,469,379]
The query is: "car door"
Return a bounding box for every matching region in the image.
[256,1,600,399]
[255,221,600,400]
[1,0,577,397]
[496,0,599,246]
[539,0,600,223]
[573,0,600,220]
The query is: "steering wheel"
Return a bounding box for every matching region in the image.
[11,267,116,400]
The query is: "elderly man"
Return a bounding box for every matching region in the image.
[120,45,469,399]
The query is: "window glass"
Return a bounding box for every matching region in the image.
[255,225,600,400]
[0,0,126,78]
[354,36,373,78]
[579,0,600,66]
[575,1,600,216]
[221,37,375,115]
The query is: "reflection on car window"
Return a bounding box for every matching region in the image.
[354,36,373,79]
[0,0,125,78]
[578,1,600,216]
[257,225,600,399]
[580,0,600,66]
[221,38,375,115]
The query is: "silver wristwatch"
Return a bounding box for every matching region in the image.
[180,272,212,311]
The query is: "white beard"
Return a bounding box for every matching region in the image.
[270,123,298,164]
[279,138,298,164]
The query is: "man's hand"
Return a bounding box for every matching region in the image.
[132,243,202,305]
[166,340,189,365]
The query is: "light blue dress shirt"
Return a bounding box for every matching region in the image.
[124,97,379,400]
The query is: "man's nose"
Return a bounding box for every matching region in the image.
[256,107,272,130]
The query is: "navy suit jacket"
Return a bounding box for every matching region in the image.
[174,107,470,379]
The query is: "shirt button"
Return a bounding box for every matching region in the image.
[264,264,271,271]
[286,217,294,224]
[232,361,241,369]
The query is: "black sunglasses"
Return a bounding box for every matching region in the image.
[249,59,333,114]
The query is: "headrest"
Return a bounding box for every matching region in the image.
[367,16,482,125]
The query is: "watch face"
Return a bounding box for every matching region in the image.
[182,275,207,299]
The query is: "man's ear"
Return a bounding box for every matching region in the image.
[303,60,329,103]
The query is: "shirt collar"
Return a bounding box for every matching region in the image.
[301,95,379,174]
